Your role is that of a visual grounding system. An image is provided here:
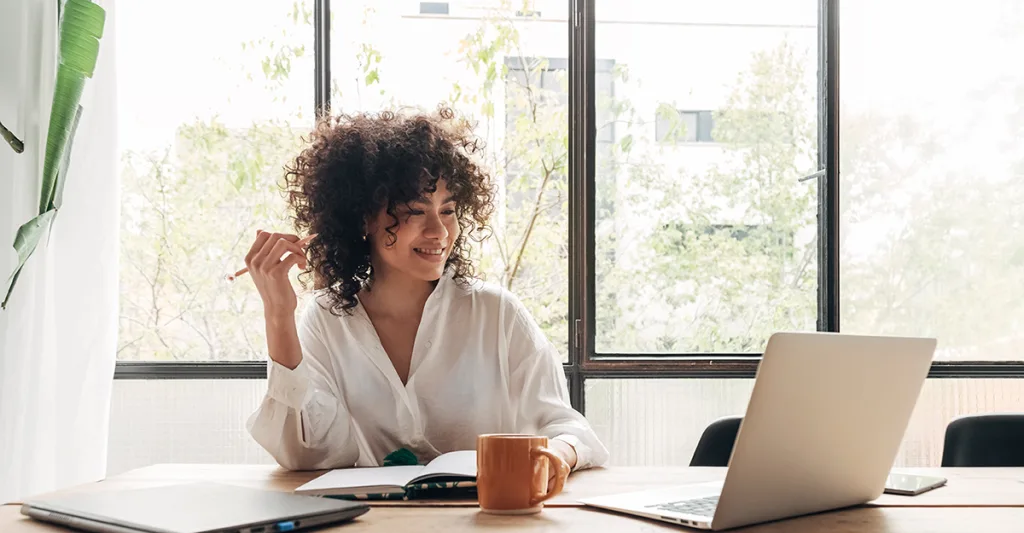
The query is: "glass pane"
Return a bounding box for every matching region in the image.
[117,1,315,360]
[594,1,821,354]
[331,2,570,359]
[840,1,1024,361]
[585,378,1024,467]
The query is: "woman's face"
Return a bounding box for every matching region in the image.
[368,179,461,283]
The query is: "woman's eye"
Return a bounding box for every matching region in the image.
[442,209,456,216]
[405,210,424,216]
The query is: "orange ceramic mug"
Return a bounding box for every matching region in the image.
[476,434,570,514]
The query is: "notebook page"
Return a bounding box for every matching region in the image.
[412,450,477,483]
[295,465,423,494]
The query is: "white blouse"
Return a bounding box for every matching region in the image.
[247,272,609,471]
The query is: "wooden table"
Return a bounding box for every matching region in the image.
[7,504,1024,533]
[15,464,1023,507]
[4,465,1024,531]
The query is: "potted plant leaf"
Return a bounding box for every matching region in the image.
[2,0,106,309]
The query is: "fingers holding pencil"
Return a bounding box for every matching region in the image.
[229,232,317,281]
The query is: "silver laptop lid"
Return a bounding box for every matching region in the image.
[712,332,935,530]
[22,482,369,533]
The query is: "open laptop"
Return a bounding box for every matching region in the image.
[21,482,369,533]
[581,332,936,531]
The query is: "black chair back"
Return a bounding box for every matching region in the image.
[690,416,743,467]
[941,413,1024,467]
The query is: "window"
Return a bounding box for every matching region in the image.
[117,0,314,363]
[656,109,715,143]
[594,1,820,354]
[839,0,1024,363]
[113,0,1024,472]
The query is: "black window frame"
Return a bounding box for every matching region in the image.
[116,0,1024,414]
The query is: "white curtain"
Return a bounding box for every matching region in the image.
[0,0,119,504]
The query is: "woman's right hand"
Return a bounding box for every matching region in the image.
[245,230,310,319]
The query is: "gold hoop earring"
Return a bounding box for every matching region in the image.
[362,234,368,242]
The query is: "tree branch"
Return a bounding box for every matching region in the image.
[199,316,218,360]
[501,46,565,289]
[160,273,203,329]
[0,120,24,153]
[506,163,554,287]
[490,228,510,269]
[790,240,816,289]
[116,335,145,356]
[236,298,260,357]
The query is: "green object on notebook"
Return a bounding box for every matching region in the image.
[294,450,478,501]
[382,448,419,467]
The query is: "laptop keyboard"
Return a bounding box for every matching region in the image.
[647,495,720,517]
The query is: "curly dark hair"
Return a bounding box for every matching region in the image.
[284,106,495,316]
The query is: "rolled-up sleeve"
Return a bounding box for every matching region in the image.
[506,300,610,471]
[246,301,360,470]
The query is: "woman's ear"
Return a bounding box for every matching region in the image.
[364,207,392,245]
[363,215,375,240]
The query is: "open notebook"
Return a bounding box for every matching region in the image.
[295,450,477,500]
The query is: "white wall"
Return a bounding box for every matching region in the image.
[107,380,274,476]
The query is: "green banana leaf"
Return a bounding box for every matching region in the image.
[52,105,83,210]
[1,120,24,153]
[41,0,104,213]
[3,210,58,305]
[2,0,105,310]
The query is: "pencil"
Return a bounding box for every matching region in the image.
[226,234,317,281]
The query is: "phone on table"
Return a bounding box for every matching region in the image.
[883,473,947,495]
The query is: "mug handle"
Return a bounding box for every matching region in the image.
[529,446,570,507]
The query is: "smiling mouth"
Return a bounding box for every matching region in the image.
[414,247,445,256]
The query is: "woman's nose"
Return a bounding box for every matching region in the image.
[423,212,449,240]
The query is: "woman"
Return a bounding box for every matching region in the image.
[245,107,609,474]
